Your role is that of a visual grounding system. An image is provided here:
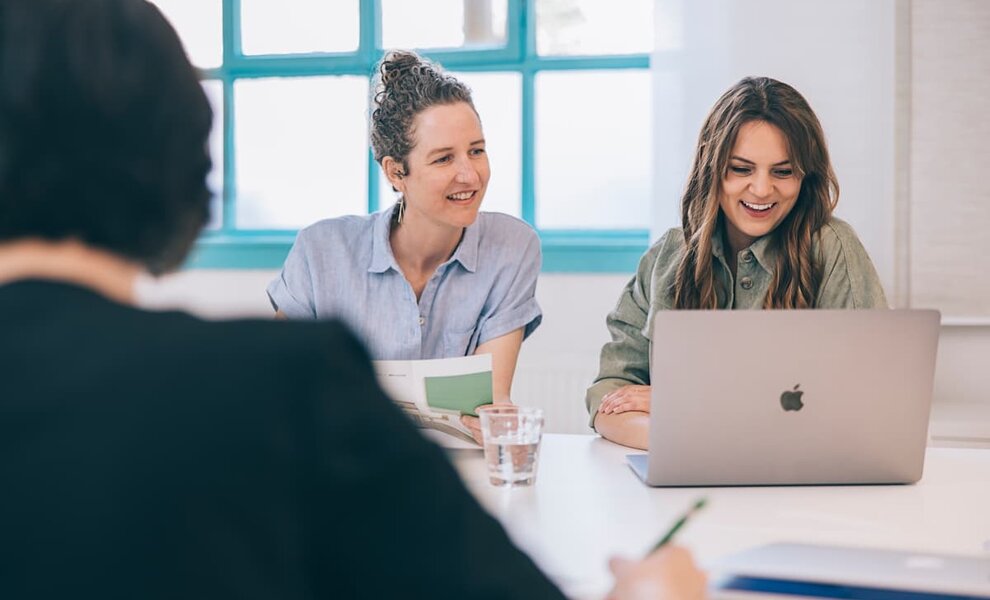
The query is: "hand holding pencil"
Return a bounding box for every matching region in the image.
[649,497,708,554]
[606,497,709,600]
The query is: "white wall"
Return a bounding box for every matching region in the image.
[910,0,990,319]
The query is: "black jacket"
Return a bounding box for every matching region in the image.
[0,280,565,599]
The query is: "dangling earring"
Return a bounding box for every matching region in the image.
[396,196,405,225]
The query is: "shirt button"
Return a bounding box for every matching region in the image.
[741,251,754,263]
[418,316,425,326]
[740,276,753,290]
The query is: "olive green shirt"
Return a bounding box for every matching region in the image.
[585,218,888,426]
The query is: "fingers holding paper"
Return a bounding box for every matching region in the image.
[461,413,486,446]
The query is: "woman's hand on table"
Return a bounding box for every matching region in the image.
[599,385,652,415]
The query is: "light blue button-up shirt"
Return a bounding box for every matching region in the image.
[267,205,543,360]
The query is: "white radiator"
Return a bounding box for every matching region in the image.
[512,364,598,435]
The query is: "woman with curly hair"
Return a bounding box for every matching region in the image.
[588,77,888,449]
[268,51,540,441]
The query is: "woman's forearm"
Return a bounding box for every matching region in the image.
[476,328,524,403]
[594,411,650,449]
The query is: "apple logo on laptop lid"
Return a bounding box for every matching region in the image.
[780,384,804,412]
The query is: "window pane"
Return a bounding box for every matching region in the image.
[149,0,222,68]
[378,170,398,214]
[457,72,521,218]
[377,72,521,218]
[537,0,653,56]
[240,0,359,55]
[202,80,224,230]
[234,76,367,229]
[382,0,507,50]
[535,71,651,229]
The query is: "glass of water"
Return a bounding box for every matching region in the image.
[477,405,544,487]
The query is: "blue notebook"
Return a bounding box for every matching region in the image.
[713,543,990,599]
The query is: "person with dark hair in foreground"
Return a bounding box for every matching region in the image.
[0,0,704,598]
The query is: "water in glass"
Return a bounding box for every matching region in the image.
[478,406,543,487]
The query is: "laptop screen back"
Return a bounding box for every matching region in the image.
[643,309,940,486]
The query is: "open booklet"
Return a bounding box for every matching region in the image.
[373,354,492,448]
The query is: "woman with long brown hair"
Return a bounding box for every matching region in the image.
[587,77,888,449]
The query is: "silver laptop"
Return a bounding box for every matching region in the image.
[627,309,940,486]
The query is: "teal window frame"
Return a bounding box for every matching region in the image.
[188,0,650,272]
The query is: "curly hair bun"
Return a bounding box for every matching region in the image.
[379,50,427,87]
[369,50,474,167]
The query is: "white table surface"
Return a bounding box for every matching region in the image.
[452,433,990,599]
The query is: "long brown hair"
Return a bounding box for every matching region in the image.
[673,77,838,309]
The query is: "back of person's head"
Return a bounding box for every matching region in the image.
[675,76,838,309]
[0,0,212,274]
[369,50,475,177]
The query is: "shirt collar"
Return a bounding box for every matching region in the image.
[449,218,479,273]
[368,203,480,274]
[747,234,776,271]
[711,221,776,272]
[710,229,727,261]
[368,205,400,274]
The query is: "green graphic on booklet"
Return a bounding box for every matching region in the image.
[423,371,493,417]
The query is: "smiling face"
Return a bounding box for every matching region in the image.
[718,120,803,255]
[385,101,489,231]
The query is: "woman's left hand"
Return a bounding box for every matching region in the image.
[598,385,652,415]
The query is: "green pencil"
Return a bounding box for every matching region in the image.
[647,497,708,555]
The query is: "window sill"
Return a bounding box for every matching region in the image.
[184,230,649,274]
